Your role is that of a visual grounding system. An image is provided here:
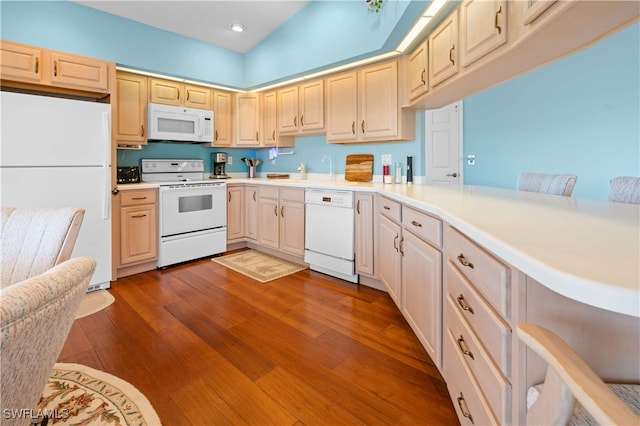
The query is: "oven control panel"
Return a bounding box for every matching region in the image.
[142,159,204,173]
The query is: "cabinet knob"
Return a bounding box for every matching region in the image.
[111,187,119,195]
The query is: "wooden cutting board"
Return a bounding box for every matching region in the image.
[345,154,374,182]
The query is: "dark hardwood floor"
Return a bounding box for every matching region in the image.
[59,255,459,425]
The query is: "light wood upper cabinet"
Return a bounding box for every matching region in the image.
[211,90,233,146]
[234,92,261,146]
[115,72,148,146]
[408,40,429,102]
[1,41,111,94]
[326,71,359,142]
[327,60,414,144]
[460,0,507,68]
[429,9,459,87]
[262,91,277,147]
[1,42,43,83]
[149,78,212,109]
[49,51,109,92]
[278,79,324,135]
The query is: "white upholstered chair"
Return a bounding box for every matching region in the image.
[517,173,577,196]
[609,176,640,204]
[1,207,84,286]
[0,257,96,426]
[517,323,640,425]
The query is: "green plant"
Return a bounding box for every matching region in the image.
[366,0,387,13]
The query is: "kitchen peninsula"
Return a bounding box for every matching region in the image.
[117,177,640,424]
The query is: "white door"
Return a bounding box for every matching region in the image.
[425,101,462,184]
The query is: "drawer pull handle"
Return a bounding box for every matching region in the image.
[131,214,147,218]
[274,205,278,216]
[457,294,475,314]
[449,45,455,66]
[393,234,399,252]
[383,205,391,210]
[399,236,405,256]
[228,192,231,202]
[457,335,474,360]
[281,206,284,217]
[351,121,356,135]
[411,220,422,228]
[131,197,147,200]
[35,57,39,74]
[457,253,474,269]
[253,191,257,202]
[457,393,475,424]
[495,5,502,35]
[356,199,360,215]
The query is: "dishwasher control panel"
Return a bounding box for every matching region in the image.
[305,189,354,208]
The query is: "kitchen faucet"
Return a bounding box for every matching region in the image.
[322,155,334,180]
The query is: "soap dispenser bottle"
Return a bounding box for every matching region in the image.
[297,162,306,180]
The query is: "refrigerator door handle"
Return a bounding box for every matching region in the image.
[102,111,111,220]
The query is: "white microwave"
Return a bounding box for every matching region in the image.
[147,103,214,143]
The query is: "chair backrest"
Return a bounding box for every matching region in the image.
[517,323,639,426]
[1,207,84,288]
[0,257,96,426]
[517,173,577,196]
[609,176,640,204]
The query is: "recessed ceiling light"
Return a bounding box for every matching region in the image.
[230,21,246,33]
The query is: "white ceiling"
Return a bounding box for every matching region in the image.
[74,1,309,53]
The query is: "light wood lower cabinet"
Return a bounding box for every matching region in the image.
[257,186,305,256]
[227,185,244,243]
[379,214,402,305]
[355,193,375,277]
[118,189,158,267]
[244,185,258,240]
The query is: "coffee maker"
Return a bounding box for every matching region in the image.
[212,152,230,179]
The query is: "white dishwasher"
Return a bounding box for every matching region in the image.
[304,189,358,283]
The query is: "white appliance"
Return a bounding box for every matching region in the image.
[304,189,358,283]
[147,103,214,143]
[0,91,112,291]
[141,159,226,267]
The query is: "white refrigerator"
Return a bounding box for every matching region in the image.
[1,91,112,291]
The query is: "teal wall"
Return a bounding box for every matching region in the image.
[1,1,638,200]
[463,23,640,200]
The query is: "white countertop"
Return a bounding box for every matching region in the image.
[119,178,640,317]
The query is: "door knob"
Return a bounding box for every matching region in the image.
[447,173,458,178]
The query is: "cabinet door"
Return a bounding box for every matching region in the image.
[262,91,278,147]
[460,0,507,67]
[227,186,244,242]
[258,197,280,249]
[0,42,43,83]
[355,193,375,276]
[401,231,443,368]
[299,79,324,132]
[115,72,147,145]
[429,9,459,87]
[149,78,182,106]
[212,90,233,146]
[379,215,402,306]
[359,61,398,141]
[280,200,305,256]
[326,72,358,143]
[245,186,258,240]
[184,83,212,109]
[278,86,299,134]
[234,92,261,146]
[120,204,158,265]
[408,41,429,101]
[49,51,109,92]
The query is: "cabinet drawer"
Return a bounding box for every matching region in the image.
[402,206,442,248]
[379,196,401,222]
[259,186,279,200]
[444,325,499,426]
[121,189,157,207]
[446,226,510,317]
[279,187,304,203]
[445,294,511,424]
[446,262,511,376]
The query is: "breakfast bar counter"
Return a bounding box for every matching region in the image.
[118,178,640,317]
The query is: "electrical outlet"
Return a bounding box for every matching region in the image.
[228,156,233,165]
[466,154,476,165]
[381,154,392,166]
